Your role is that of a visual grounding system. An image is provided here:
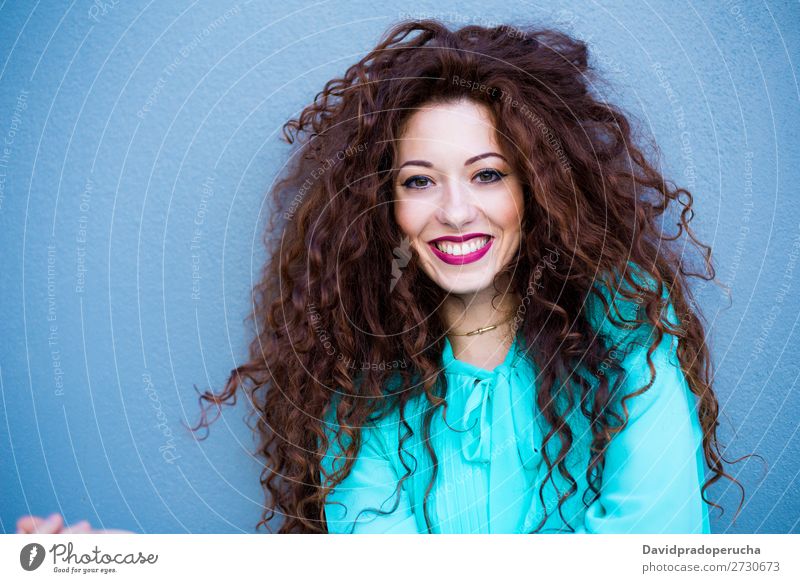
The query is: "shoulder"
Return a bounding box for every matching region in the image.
[583,262,695,420]
[320,400,395,482]
[585,260,680,351]
[321,373,425,458]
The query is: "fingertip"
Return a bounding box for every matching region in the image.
[36,513,63,533]
[16,515,43,533]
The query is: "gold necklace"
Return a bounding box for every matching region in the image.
[447,311,516,337]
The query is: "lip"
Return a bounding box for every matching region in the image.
[429,232,490,244]
[428,236,494,265]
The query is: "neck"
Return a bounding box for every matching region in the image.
[440,278,521,337]
[440,279,522,369]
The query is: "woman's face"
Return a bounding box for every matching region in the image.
[393,99,524,296]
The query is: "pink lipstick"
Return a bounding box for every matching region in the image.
[428,233,493,265]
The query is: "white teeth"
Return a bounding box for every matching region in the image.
[434,236,490,256]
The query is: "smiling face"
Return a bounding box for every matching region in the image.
[392,98,525,296]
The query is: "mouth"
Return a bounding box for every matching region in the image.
[427,234,494,265]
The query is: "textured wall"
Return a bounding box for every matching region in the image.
[1,0,797,533]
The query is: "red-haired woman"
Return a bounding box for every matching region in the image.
[18,19,746,535]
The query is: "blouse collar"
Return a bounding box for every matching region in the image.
[441,332,530,464]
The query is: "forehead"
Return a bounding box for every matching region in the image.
[396,99,501,157]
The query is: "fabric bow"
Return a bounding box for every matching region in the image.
[460,377,496,463]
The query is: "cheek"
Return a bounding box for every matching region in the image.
[393,198,426,237]
[493,189,524,233]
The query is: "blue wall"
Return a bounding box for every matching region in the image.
[1,0,797,533]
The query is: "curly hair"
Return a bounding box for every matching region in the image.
[191,18,749,533]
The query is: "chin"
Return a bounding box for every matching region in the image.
[430,272,497,295]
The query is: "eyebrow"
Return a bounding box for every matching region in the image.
[397,152,508,170]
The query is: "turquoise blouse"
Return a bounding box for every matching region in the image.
[320,278,712,534]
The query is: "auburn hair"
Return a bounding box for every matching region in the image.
[191,19,749,533]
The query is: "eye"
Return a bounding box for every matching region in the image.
[474,168,507,183]
[402,175,434,189]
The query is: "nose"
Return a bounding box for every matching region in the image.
[435,175,479,230]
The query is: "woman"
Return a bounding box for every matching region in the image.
[18,18,745,535]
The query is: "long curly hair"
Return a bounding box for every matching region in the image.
[191,18,749,533]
